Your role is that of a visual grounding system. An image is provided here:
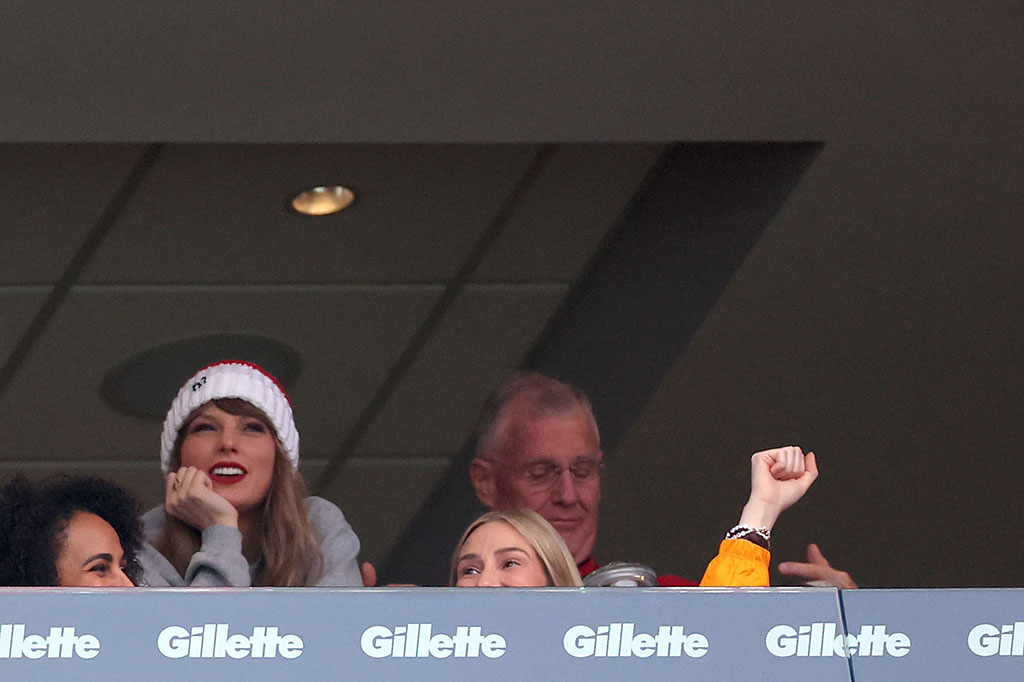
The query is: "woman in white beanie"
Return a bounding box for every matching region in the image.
[138,360,362,586]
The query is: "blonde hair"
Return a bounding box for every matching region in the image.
[156,398,324,586]
[449,509,583,587]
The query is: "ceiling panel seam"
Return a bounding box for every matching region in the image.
[66,283,450,293]
[313,144,558,494]
[0,144,164,398]
[344,457,453,467]
[0,460,167,469]
[0,286,52,293]
[67,282,573,290]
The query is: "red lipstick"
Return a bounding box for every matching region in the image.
[208,461,248,485]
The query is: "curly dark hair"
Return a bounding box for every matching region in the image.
[0,476,144,586]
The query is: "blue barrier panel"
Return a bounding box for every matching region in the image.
[840,588,1024,681]
[0,586,850,681]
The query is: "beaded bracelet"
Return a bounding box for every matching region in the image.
[725,524,771,549]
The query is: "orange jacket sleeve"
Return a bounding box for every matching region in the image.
[698,538,770,587]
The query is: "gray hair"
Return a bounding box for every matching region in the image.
[474,372,600,461]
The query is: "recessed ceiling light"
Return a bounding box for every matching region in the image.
[102,334,301,419]
[289,185,355,216]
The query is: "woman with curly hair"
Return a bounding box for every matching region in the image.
[139,360,361,587]
[0,476,143,587]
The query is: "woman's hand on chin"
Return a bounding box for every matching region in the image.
[165,466,239,531]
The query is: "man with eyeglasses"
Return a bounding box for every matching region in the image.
[469,371,855,587]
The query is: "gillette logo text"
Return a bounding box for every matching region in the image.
[968,623,1024,656]
[563,623,708,658]
[361,624,506,658]
[157,625,303,659]
[766,623,910,657]
[0,625,100,659]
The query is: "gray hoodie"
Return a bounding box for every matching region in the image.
[138,496,361,587]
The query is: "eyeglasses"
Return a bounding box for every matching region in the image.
[494,457,605,490]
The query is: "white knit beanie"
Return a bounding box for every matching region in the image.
[160,360,299,473]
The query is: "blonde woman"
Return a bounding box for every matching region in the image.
[139,361,361,586]
[451,509,582,587]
